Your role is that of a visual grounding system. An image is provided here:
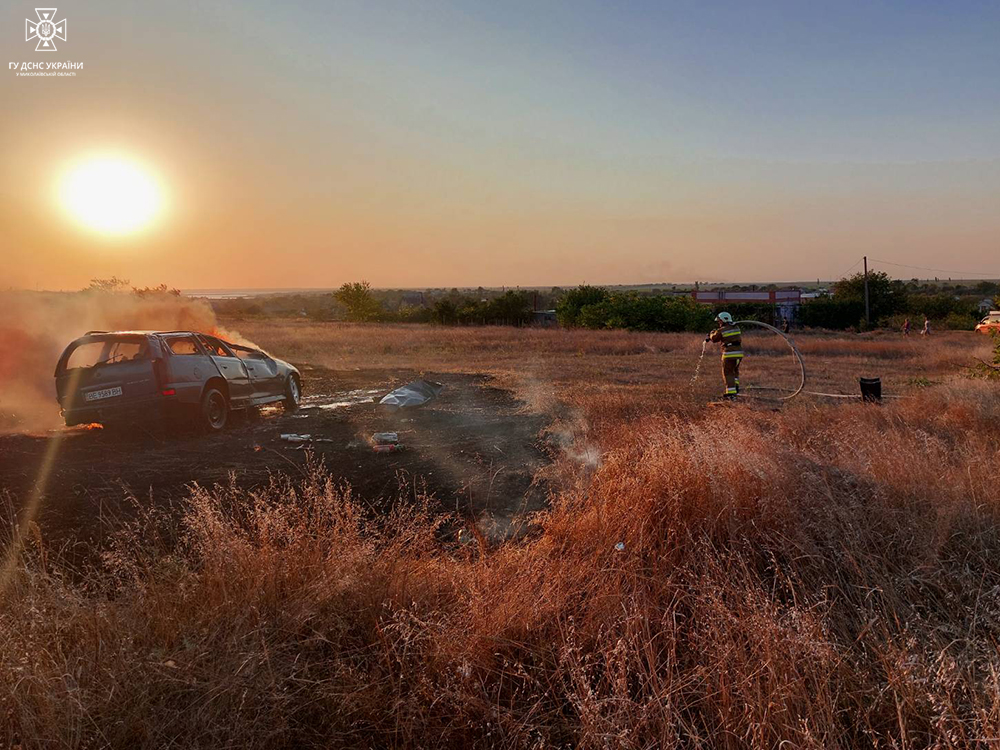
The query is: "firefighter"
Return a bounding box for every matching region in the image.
[706,312,743,399]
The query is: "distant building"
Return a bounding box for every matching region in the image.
[691,288,802,320]
[532,309,558,327]
[397,292,427,310]
[979,298,995,314]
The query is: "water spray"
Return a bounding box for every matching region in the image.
[689,339,708,389]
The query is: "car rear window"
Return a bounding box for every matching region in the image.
[66,339,148,369]
[166,336,202,355]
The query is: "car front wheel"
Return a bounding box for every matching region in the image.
[200,387,229,432]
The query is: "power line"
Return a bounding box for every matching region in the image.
[868,258,1000,279]
[835,257,864,280]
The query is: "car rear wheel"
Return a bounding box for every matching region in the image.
[284,375,301,411]
[200,387,229,432]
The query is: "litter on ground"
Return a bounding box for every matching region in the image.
[370,431,403,452]
[318,398,375,409]
[279,433,334,443]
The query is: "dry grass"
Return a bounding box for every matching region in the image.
[233,318,990,408]
[4,324,1000,747]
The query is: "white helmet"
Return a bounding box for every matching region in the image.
[716,312,733,324]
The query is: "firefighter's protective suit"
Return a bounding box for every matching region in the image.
[708,323,743,397]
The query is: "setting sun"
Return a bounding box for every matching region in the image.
[59,157,164,235]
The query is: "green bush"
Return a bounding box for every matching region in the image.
[905,293,981,324]
[432,299,459,325]
[943,311,976,331]
[834,271,908,322]
[335,281,382,322]
[798,298,865,330]
[572,292,714,333]
[487,290,533,326]
[556,286,610,327]
[395,306,435,324]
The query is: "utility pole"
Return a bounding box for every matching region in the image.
[863,256,870,327]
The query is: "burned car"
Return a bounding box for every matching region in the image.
[54,331,301,431]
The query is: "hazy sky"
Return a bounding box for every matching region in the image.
[3,1,999,289]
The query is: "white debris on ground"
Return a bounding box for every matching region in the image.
[270,382,446,453]
[378,380,443,411]
[297,388,382,411]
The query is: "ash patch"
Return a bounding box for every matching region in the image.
[0,368,552,551]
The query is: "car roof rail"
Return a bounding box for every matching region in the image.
[84,330,108,335]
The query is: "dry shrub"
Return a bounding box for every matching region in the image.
[5,375,1000,747]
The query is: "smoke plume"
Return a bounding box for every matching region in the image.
[0,290,245,433]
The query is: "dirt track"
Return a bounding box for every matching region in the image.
[0,367,552,550]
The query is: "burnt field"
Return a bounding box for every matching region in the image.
[4,320,1000,748]
[0,366,551,552]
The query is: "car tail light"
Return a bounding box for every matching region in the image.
[161,388,176,396]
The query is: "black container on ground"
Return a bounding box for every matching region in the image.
[859,377,882,403]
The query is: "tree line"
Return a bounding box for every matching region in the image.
[335,281,536,326]
[212,275,998,332]
[558,274,996,333]
[799,271,992,331]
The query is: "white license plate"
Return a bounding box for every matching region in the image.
[85,386,123,402]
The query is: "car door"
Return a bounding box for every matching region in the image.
[161,334,215,403]
[251,353,282,397]
[197,334,253,404]
[229,344,283,402]
[55,335,158,416]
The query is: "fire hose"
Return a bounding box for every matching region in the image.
[734,320,806,401]
[731,321,903,401]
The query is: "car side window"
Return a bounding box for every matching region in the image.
[230,344,265,361]
[197,335,232,357]
[166,336,202,356]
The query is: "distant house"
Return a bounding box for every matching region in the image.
[397,292,427,310]
[691,288,803,321]
[532,309,558,327]
[978,298,995,314]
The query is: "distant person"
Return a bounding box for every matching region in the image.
[706,312,743,400]
[781,317,790,333]
[902,318,911,336]
[921,317,931,336]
